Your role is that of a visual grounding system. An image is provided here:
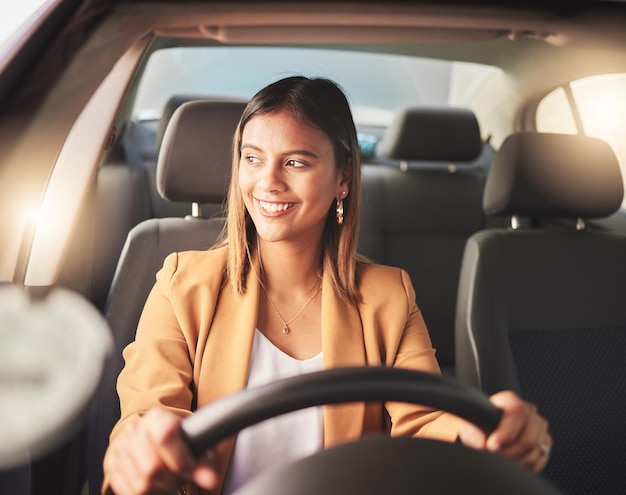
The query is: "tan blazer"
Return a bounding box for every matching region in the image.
[107,246,458,494]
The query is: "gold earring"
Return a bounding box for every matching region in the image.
[336,198,344,225]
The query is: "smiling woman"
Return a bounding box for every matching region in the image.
[3,2,626,495]
[101,75,551,495]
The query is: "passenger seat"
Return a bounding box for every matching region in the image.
[455,132,626,494]
[359,107,492,376]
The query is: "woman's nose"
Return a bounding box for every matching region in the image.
[257,160,285,191]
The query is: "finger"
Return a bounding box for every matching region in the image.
[137,414,189,491]
[533,440,552,473]
[532,435,553,473]
[106,420,156,495]
[192,464,220,490]
[486,391,552,473]
[104,443,136,495]
[192,449,220,489]
[110,417,184,494]
[514,437,552,473]
[495,411,549,462]
[485,391,531,452]
[143,409,219,490]
[457,419,487,449]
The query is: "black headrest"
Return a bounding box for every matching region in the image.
[379,107,482,162]
[157,100,247,203]
[484,132,623,218]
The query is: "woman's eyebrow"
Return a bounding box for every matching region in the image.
[240,143,262,152]
[240,143,319,159]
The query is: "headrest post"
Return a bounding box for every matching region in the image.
[575,218,586,231]
[192,202,202,218]
[511,215,521,230]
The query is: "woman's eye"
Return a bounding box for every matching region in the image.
[286,159,307,168]
[245,155,262,165]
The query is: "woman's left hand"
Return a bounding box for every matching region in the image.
[458,390,552,473]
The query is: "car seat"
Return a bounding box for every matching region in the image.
[86,100,246,494]
[455,132,626,494]
[359,106,494,376]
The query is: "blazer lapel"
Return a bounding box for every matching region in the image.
[195,264,260,489]
[196,271,259,407]
[321,274,367,447]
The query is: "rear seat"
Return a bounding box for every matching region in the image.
[359,107,493,376]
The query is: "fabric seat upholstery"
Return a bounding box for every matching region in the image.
[86,100,246,494]
[359,107,491,376]
[455,132,626,494]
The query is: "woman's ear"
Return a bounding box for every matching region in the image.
[336,182,349,200]
[336,189,348,201]
[337,168,351,198]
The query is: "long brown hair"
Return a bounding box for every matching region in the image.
[218,76,366,305]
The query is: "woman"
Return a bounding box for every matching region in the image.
[103,76,551,495]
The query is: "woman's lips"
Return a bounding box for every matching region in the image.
[258,199,295,214]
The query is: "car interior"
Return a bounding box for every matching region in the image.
[1,1,626,494]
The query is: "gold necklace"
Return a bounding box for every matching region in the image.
[262,284,322,334]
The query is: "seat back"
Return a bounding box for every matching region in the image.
[86,100,246,494]
[359,107,491,375]
[455,132,626,494]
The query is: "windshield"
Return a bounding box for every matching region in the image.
[133,46,499,127]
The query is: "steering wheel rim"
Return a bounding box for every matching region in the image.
[181,366,501,457]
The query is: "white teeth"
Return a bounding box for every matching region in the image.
[259,200,293,212]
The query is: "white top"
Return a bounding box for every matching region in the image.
[222,329,324,494]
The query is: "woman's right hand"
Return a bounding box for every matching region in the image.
[103,408,219,495]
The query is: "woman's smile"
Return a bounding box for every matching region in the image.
[257,199,296,215]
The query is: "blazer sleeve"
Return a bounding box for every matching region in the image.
[102,253,199,495]
[385,269,460,443]
[110,252,196,443]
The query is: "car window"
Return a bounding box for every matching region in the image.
[537,73,626,207]
[132,46,499,128]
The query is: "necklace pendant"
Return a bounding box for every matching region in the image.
[282,325,290,334]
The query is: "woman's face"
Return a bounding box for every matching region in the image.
[238,109,348,247]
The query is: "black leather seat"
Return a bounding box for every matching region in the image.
[455,132,626,495]
[86,100,246,494]
[359,107,492,376]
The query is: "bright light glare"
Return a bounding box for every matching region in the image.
[0,0,49,48]
[573,74,626,196]
[574,75,626,136]
[27,204,41,230]
[538,73,626,208]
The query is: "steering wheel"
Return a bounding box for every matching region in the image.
[181,367,561,494]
